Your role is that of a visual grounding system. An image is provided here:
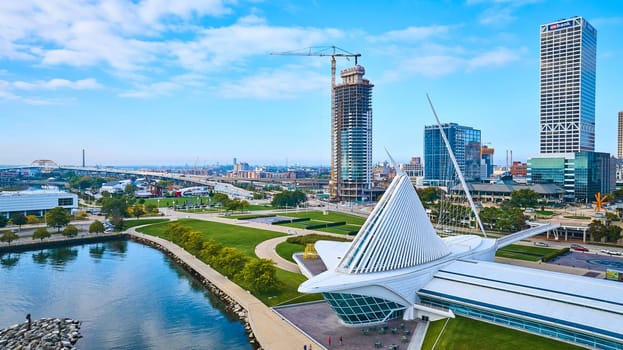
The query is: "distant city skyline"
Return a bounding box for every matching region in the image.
[1,1,622,166]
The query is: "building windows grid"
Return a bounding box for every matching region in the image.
[322,292,406,325]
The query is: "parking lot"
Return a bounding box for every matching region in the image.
[548,251,623,272]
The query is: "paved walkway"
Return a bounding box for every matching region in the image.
[128,229,319,350]
[255,236,300,273]
[165,209,354,272]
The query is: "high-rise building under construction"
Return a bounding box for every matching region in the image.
[331,65,373,202]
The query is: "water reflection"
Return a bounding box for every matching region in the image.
[47,247,78,269]
[165,256,241,323]
[89,244,106,260]
[106,240,127,255]
[0,252,20,268]
[32,251,50,264]
[0,239,253,349]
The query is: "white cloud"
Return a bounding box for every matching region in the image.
[218,66,328,99]
[119,81,180,98]
[466,0,541,26]
[12,78,101,90]
[368,25,452,42]
[382,46,523,80]
[0,77,98,104]
[467,47,521,70]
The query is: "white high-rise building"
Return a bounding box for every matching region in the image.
[539,16,597,154]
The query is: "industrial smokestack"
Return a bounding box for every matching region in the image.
[82,149,85,167]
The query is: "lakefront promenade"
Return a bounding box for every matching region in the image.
[127,228,319,350]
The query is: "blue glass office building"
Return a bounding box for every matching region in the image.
[527,152,615,202]
[424,123,481,185]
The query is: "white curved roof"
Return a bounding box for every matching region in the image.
[336,173,450,274]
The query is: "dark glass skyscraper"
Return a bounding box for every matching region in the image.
[424,123,481,186]
[539,16,597,154]
[331,65,373,202]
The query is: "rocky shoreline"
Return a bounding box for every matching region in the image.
[0,318,82,350]
[129,235,262,350]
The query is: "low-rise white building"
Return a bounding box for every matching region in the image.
[0,189,78,218]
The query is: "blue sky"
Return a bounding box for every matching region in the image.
[1,0,622,167]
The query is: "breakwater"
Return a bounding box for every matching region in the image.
[0,318,81,350]
[129,235,261,349]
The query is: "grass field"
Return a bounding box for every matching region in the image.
[122,218,169,229]
[136,219,321,305]
[275,234,351,262]
[142,197,209,207]
[275,242,305,263]
[317,224,361,235]
[495,244,559,261]
[137,218,282,257]
[422,316,584,350]
[281,210,366,225]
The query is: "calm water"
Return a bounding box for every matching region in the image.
[0,240,253,350]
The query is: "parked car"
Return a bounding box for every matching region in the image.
[534,241,549,247]
[571,244,589,252]
[600,248,622,256]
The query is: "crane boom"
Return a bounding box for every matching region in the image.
[270,45,362,201]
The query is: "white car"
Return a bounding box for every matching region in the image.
[601,248,622,256]
[534,241,549,247]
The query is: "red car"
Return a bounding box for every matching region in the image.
[571,244,589,252]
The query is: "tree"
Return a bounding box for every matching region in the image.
[63,224,79,237]
[225,199,241,213]
[510,189,539,209]
[26,215,39,224]
[32,227,51,241]
[181,231,204,255]
[0,230,19,245]
[145,203,157,214]
[417,187,442,203]
[132,204,145,219]
[588,220,607,242]
[199,239,223,264]
[239,200,250,213]
[125,183,138,196]
[214,247,248,277]
[11,214,27,232]
[46,207,71,232]
[212,193,230,206]
[239,258,279,292]
[89,220,105,234]
[606,225,622,243]
[0,215,8,228]
[101,197,129,218]
[271,190,307,208]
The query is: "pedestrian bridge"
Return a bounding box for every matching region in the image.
[496,223,561,248]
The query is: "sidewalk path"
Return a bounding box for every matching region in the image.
[128,229,319,350]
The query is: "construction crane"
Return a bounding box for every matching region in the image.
[270,46,362,200]
[270,46,361,89]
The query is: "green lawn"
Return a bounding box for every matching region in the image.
[422,316,584,350]
[563,215,591,220]
[281,210,366,225]
[136,218,320,306]
[536,210,555,216]
[123,218,169,229]
[275,234,351,262]
[496,244,559,262]
[142,197,209,207]
[137,218,283,257]
[317,224,361,235]
[275,242,303,262]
